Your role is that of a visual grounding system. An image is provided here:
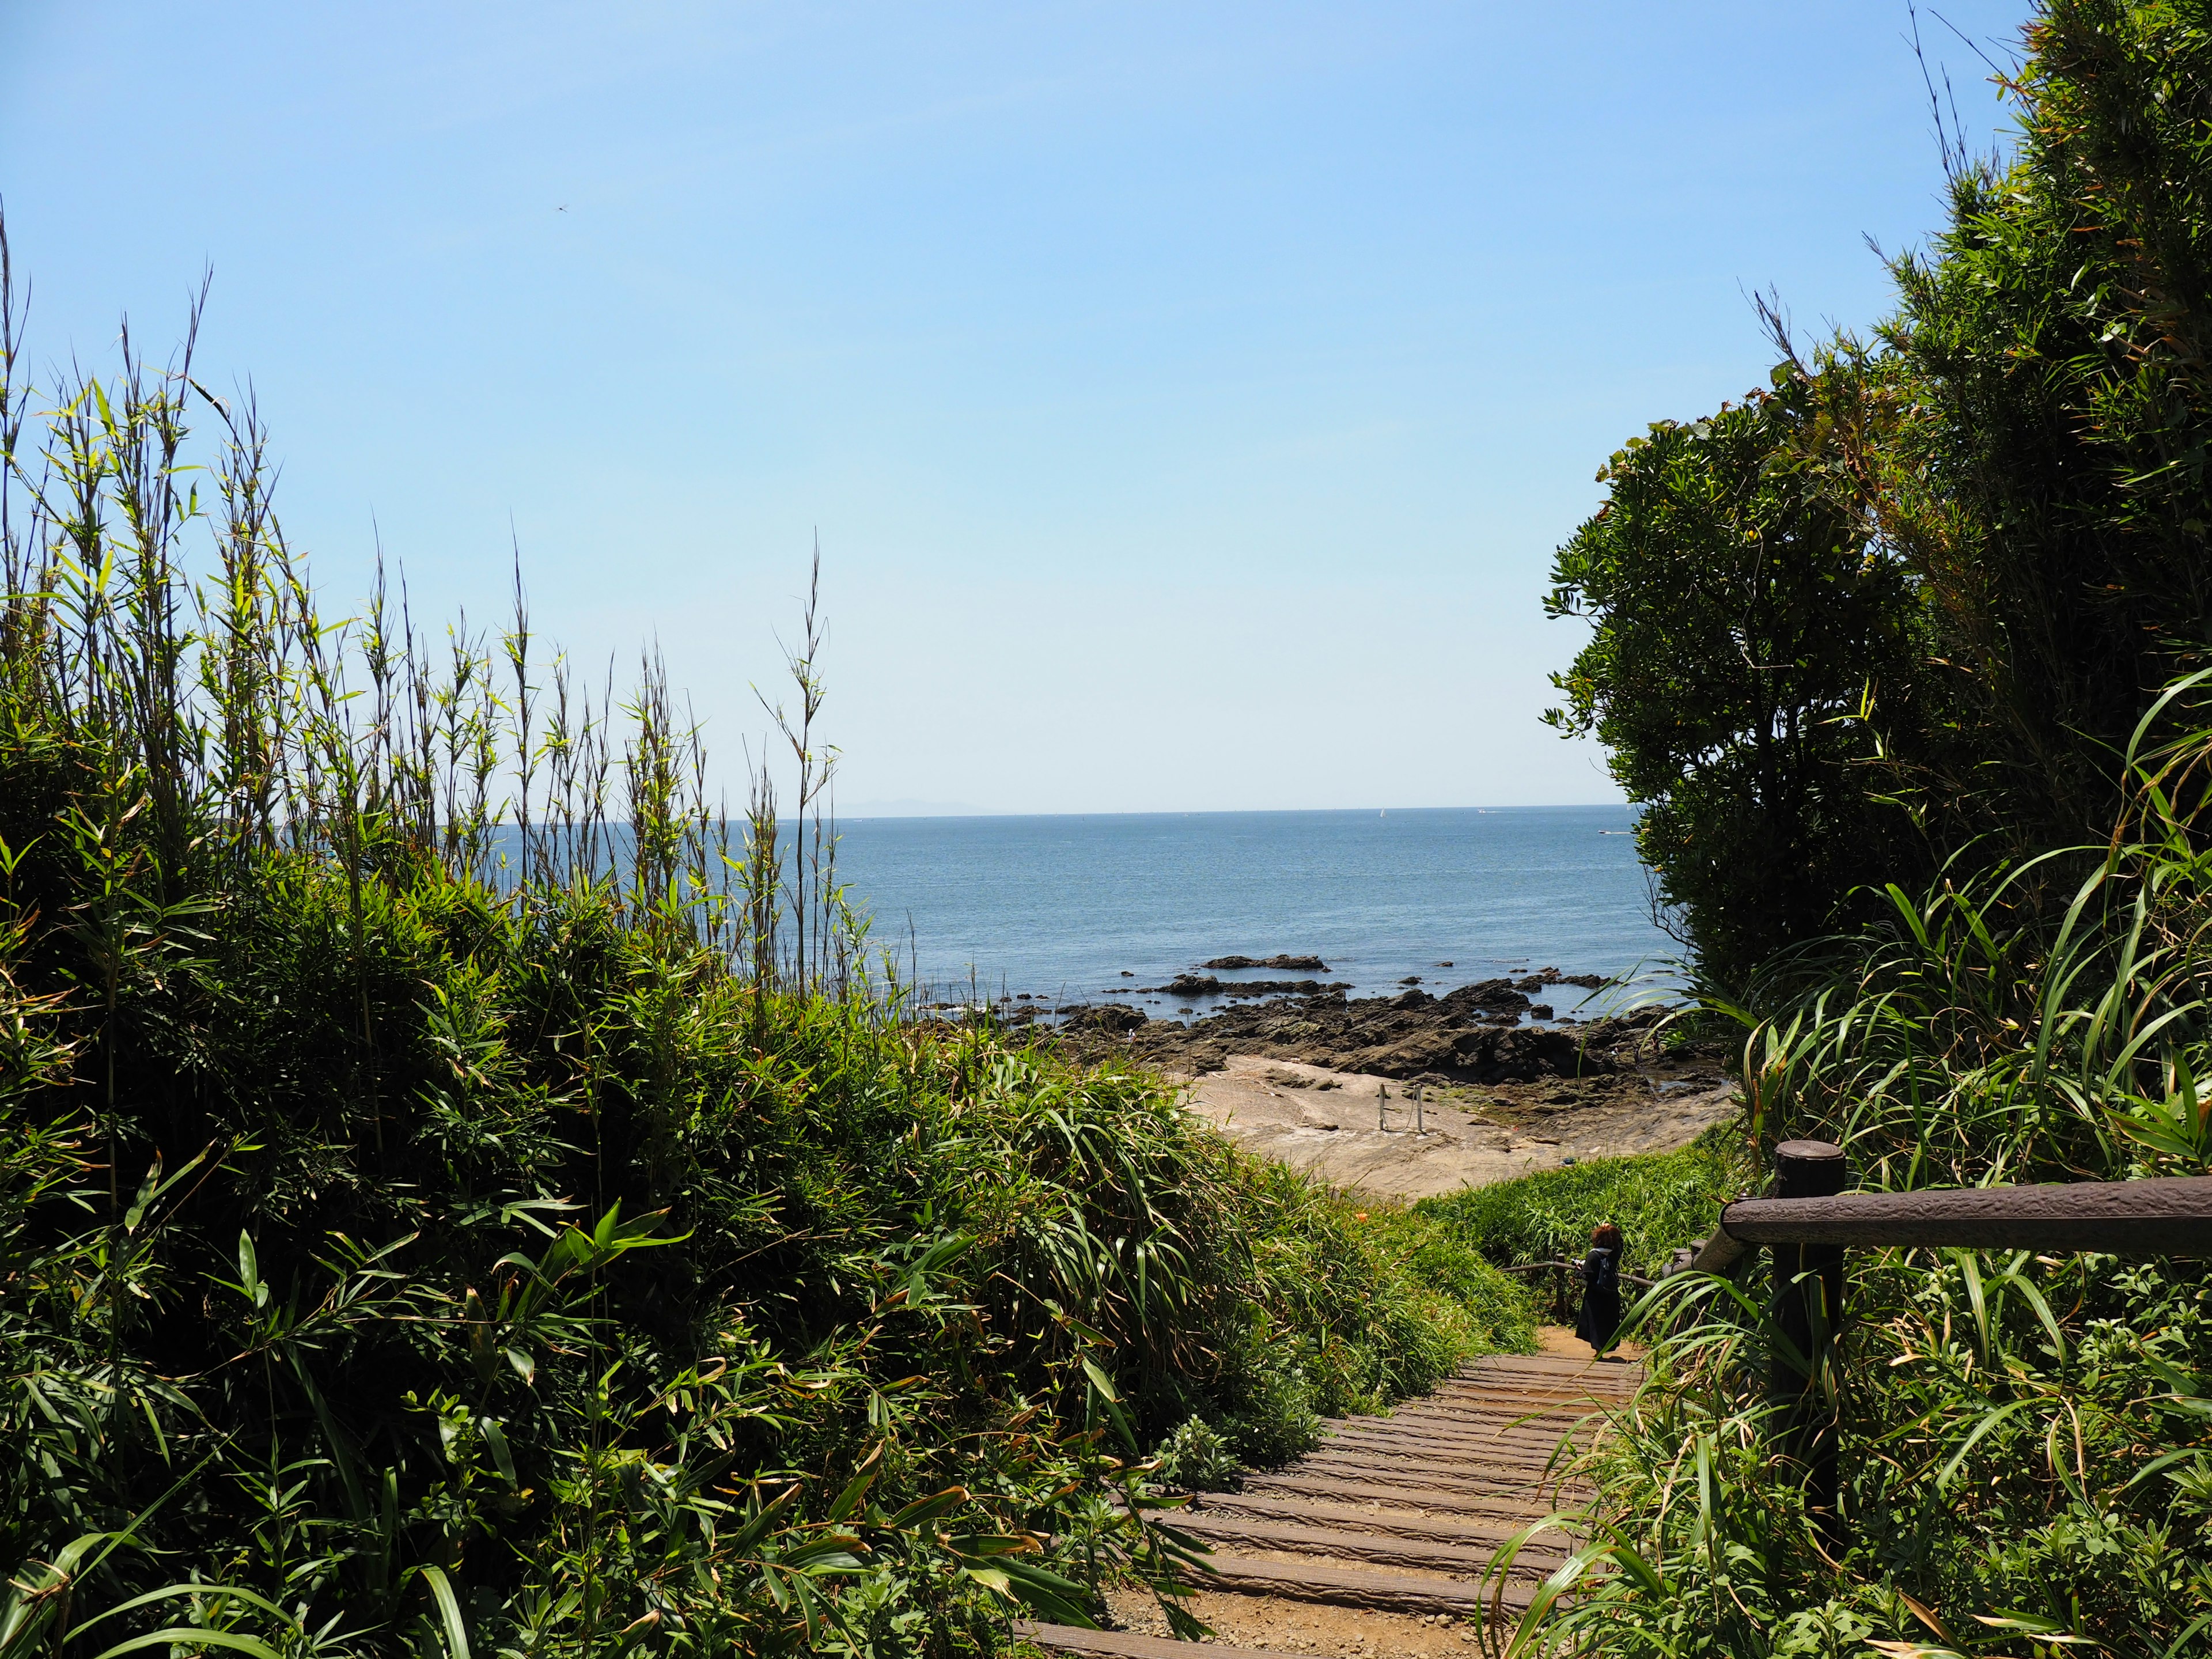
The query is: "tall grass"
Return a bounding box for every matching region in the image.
[0,229,1512,1656]
[1484,683,2212,1658]
[1418,1130,1744,1285]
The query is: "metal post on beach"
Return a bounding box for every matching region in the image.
[1414,1084,1424,1135]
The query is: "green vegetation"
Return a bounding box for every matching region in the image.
[0,237,1514,1655]
[1337,1204,1539,1363]
[1544,376,1923,984]
[1418,1130,1741,1283]
[25,5,2212,1656]
[1516,6,2212,1653]
[1524,798,2212,1657]
[1547,0,2212,986]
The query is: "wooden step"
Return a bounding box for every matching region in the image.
[1293,1448,1573,1486]
[1305,1431,1573,1466]
[1429,1380,1633,1408]
[1012,1622,1305,1658]
[1466,1353,1640,1374]
[1309,1435,1573,1467]
[1245,1465,1586,1509]
[1192,1490,1583,1552]
[1321,1419,1580,1454]
[1355,1418,1592,1448]
[1340,1396,1599,1423]
[1198,1554,1533,1616]
[1373,1403,1601,1428]
[1455,1361,1639,1387]
[1452,1370,1635,1391]
[1451,1370,1637,1400]
[1167,1512,1559,1580]
[1444,1370,1633,1393]
[1355,1414,1590,1438]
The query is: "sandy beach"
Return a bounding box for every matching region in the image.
[1183,1054,1739,1200]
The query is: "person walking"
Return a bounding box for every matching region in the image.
[1575,1222,1625,1358]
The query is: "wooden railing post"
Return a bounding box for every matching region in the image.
[1702,1164,2212,1561]
[1770,1139,1847,1552]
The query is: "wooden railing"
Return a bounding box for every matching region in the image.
[1500,1257,1659,1324]
[1672,1139,2212,1551]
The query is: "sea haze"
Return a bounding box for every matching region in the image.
[832,805,1673,1014]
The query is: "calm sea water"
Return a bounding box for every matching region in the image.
[832,806,1675,1013]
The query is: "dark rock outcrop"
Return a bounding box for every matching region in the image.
[1063,1003,1148,1035]
[1057,982,1671,1086]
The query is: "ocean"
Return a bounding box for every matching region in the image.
[831,805,1675,1014]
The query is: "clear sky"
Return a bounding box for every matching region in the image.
[2,2,2028,815]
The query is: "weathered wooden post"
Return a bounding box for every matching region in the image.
[1770,1139,1847,1552]
[1697,1162,2212,1564]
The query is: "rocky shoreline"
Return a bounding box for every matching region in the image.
[1050,967,1684,1088]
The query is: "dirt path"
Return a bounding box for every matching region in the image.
[1015,1347,1637,1657]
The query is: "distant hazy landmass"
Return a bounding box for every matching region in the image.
[839,798,996,819]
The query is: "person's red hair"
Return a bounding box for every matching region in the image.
[1592,1223,1623,1249]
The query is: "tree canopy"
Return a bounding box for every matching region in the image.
[1549,0,2212,984]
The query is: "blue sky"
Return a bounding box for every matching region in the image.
[2,1,2028,813]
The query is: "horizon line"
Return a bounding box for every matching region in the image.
[836,801,1638,821]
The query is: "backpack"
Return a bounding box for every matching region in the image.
[1585,1247,1619,1295]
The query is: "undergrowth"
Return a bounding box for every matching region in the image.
[1417,1128,1743,1283]
[1482,714,2212,1657]
[1503,7,2212,1652]
[0,230,1504,1656]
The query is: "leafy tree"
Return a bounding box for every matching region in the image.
[1872,0,2212,857]
[1548,0,2212,982]
[1545,366,1922,985]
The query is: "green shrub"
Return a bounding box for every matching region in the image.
[1512,755,2212,1656]
[0,271,1505,1655]
[1416,1128,1744,1281]
[1150,1416,1237,1490]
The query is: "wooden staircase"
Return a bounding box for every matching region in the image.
[1016,1353,1637,1658]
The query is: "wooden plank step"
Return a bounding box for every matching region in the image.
[1368,1409,1599,1437]
[1414,1394,1619,1420]
[1307,1440,1575,1473]
[1334,1427,1586,1455]
[1337,1399,1595,1425]
[1304,1434,1571,1467]
[1198,1554,1533,1616]
[1292,1448,1574,1486]
[1321,1420,1580,1453]
[1422,1391,1626,1415]
[1166,1513,1558,1580]
[1354,1415,1601,1442]
[1446,1376,1635,1403]
[1455,1362,1639,1388]
[1431,1378,1634,1406]
[1193,1490,1581,1552]
[1465,1353,1641,1374]
[1309,1437,1582,1468]
[1452,1372,1634,1392]
[1450,1366,1635,1389]
[1237,1469,1573,1517]
[1012,1621,1304,1659]
[1249,1463,1584,1506]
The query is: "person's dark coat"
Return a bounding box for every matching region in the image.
[1575,1245,1623,1353]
